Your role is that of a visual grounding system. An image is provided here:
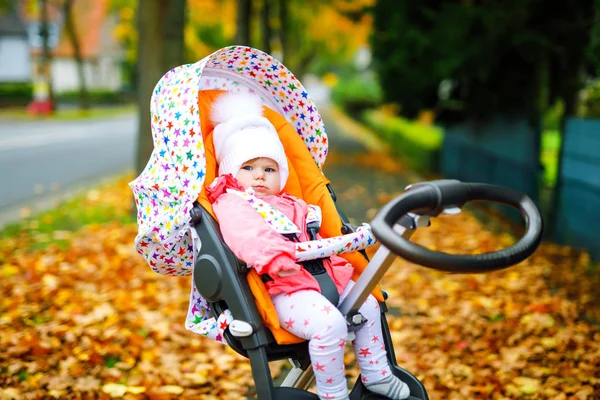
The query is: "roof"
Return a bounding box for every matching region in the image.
[0,13,28,36]
[53,0,110,59]
[21,0,114,59]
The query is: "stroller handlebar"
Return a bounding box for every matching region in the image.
[370,180,543,273]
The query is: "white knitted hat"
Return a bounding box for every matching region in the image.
[211,92,289,191]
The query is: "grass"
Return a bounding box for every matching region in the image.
[361,109,444,174]
[0,175,135,251]
[49,105,136,121]
[363,109,443,150]
[541,129,560,187]
[0,104,136,122]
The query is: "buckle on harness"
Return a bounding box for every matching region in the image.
[346,311,368,332]
[261,221,340,305]
[260,257,340,306]
[307,221,320,241]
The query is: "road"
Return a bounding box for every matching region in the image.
[0,115,137,226]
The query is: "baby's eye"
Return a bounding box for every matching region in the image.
[265,167,276,173]
[242,165,253,171]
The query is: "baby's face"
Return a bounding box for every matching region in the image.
[236,157,281,196]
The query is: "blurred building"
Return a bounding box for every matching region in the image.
[0,12,31,83]
[20,0,122,93]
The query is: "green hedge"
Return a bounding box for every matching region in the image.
[56,89,135,105]
[0,84,136,108]
[541,129,560,187]
[362,109,444,174]
[331,73,383,116]
[579,79,600,118]
[0,82,33,107]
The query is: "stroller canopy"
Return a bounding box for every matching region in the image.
[130,46,330,277]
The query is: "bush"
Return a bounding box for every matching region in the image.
[56,89,135,105]
[579,79,600,118]
[331,73,383,116]
[0,82,33,107]
[543,101,564,131]
[362,109,443,174]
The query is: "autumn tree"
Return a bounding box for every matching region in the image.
[63,0,88,110]
[135,0,186,174]
[110,0,136,86]
[112,0,372,81]
[38,0,55,111]
[272,0,374,79]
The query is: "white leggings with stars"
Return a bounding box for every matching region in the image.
[271,281,391,399]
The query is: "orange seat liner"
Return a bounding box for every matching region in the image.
[196,90,383,344]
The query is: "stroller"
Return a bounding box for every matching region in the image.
[130,46,543,399]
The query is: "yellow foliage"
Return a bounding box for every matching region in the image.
[184,25,213,62]
[119,6,134,21]
[379,103,400,117]
[1,156,600,398]
[113,23,131,42]
[111,0,373,67]
[417,110,436,125]
[322,72,340,88]
[187,0,236,40]
[304,1,374,60]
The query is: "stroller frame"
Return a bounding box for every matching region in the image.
[192,188,430,400]
[131,45,542,400]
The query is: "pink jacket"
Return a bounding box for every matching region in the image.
[207,175,354,297]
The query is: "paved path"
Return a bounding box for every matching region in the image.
[319,107,419,225]
[0,115,136,226]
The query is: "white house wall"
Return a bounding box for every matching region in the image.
[0,37,32,82]
[51,57,121,93]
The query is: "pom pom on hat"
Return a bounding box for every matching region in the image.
[211,91,264,125]
[211,92,289,191]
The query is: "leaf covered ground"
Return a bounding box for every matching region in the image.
[0,176,599,399]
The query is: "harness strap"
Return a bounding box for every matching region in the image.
[262,232,340,306]
[303,261,340,306]
[227,188,340,305]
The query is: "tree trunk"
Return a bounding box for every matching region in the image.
[161,0,186,70]
[277,0,287,63]
[63,0,89,110]
[294,47,317,81]
[39,0,55,110]
[135,0,186,175]
[260,0,272,53]
[235,0,252,46]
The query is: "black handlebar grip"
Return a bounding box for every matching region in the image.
[370,181,543,273]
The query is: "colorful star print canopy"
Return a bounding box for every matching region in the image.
[129,46,329,277]
[201,46,329,166]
